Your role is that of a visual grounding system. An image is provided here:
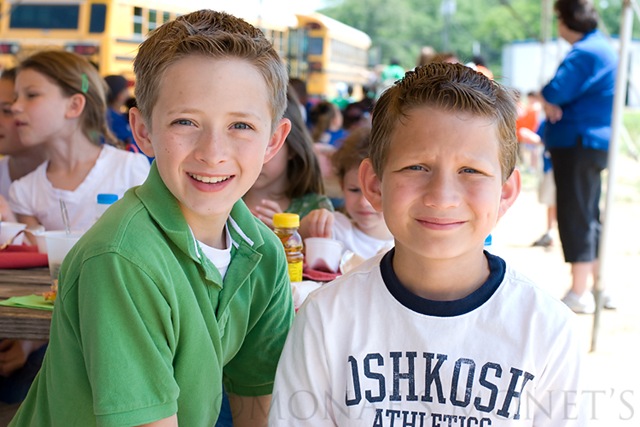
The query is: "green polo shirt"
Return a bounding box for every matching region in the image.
[10,164,294,427]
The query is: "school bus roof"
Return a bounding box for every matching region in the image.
[296,12,371,49]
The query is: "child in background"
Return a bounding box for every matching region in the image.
[243,86,333,228]
[270,63,584,426]
[308,100,346,203]
[8,50,150,232]
[9,9,294,426]
[309,100,347,147]
[519,120,557,248]
[0,67,48,406]
[104,74,153,163]
[0,68,47,221]
[516,91,543,172]
[104,74,134,147]
[300,126,393,260]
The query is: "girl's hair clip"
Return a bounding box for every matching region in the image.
[81,73,89,93]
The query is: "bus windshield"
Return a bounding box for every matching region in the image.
[9,4,80,29]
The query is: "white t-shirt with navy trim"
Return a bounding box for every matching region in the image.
[271,250,585,426]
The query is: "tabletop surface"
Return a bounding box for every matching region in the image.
[0,268,52,340]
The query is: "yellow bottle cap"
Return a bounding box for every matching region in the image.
[273,213,300,228]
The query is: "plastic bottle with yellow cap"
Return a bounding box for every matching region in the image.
[273,213,304,282]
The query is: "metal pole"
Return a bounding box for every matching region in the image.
[539,0,553,87]
[591,0,634,352]
[441,0,456,52]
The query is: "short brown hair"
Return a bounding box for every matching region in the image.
[133,9,288,129]
[18,50,114,145]
[370,62,518,182]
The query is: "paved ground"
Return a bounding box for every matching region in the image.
[490,156,640,426]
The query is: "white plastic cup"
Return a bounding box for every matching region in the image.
[0,221,27,246]
[304,237,344,273]
[44,231,83,285]
[24,226,47,254]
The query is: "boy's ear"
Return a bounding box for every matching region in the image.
[498,168,521,220]
[129,107,155,158]
[359,158,383,212]
[65,94,86,119]
[263,118,291,164]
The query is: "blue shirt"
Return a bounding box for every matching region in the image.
[536,120,553,173]
[541,30,617,151]
[106,107,133,145]
[107,107,154,163]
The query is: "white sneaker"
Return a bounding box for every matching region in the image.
[561,291,595,314]
[600,291,617,310]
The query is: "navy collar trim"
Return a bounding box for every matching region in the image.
[380,249,505,317]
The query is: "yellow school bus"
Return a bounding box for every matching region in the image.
[292,13,371,100]
[0,0,294,80]
[0,1,372,99]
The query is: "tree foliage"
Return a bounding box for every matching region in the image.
[319,0,636,74]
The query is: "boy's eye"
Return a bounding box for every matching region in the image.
[347,186,361,194]
[406,165,427,172]
[174,119,194,126]
[461,167,481,174]
[232,122,251,130]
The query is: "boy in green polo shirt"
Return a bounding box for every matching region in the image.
[10,9,293,427]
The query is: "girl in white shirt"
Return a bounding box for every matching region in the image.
[300,127,393,260]
[8,50,149,232]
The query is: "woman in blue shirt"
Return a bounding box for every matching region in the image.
[541,0,617,314]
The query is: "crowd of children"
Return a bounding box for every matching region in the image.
[0,6,591,426]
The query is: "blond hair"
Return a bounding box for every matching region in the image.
[133,9,287,129]
[370,62,518,182]
[18,50,115,145]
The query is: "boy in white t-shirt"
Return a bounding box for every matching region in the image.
[300,126,393,260]
[270,62,585,426]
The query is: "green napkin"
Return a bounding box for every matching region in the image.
[0,294,54,311]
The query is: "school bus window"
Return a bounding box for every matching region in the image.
[133,7,143,36]
[9,4,80,29]
[163,11,171,24]
[89,4,107,34]
[307,37,323,56]
[309,62,322,72]
[148,9,157,31]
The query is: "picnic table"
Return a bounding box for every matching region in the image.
[0,268,51,340]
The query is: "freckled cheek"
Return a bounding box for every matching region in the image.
[160,138,187,156]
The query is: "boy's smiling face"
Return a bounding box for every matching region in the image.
[131,56,289,245]
[361,106,519,265]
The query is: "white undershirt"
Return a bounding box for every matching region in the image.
[196,225,233,280]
